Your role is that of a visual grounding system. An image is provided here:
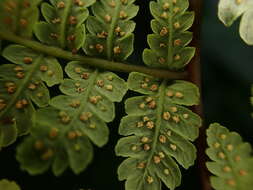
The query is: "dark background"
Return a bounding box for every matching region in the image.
[1,0,253,190]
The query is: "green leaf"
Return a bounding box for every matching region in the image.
[51,61,128,146]
[218,0,249,26]
[239,9,253,45]
[83,0,139,61]
[17,61,128,175]
[116,72,201,190]
[34,0,95,51]
[116,1,200,189]
[143,0,195,70]
[218,0,253,45]
[0,179,21,190]
[0,123,18,148]
[0,0,41,38]
[0,45,63,147]
[206,123,253,190]
[16,108,93,175]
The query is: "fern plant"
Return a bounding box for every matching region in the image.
[0,0,252,190]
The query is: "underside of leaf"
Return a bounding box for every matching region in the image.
[116,72,201,190]
[116,1,201,189]
[83,0,139,61]
[0,0,42,38]
[206,123,253,190]
[218,0,253,45]
[17,61,128,175]
[0,45,63,147]
[35,0,95,51]
[16,0,137,176]
[143,0,195,70]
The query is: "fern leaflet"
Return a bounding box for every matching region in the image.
[206,123,253,190]
[0,179,20,190]
[0,0,42,38]
[116,72,201,190]
[35,0,95,51]
[0,45,63,147]
[143,0,195,69]
[115,0,202,189]
[16,60,128,175]
[83,0,139,61]
[218,0,253,45]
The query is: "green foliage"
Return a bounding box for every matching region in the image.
[0,0,252,190]
[115,1,201,190]
[83,0,139,61]
[206,123,253,190]
[218,0,253,45]
[0,45,63,147]
[15,0,135,176]
[35,0,95,51]
[116,72,201,190]
[0,179,20,190]
[0,0,204,187]
[17,61,127,175]
[143,0,195,69]
[0,0,42,38]
[17,108,93,176]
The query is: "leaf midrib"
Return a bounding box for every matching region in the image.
[106,0,121,60]
[167,1,174,66]
[67,70,99,131]
[140,80,167,188]
[14,0,23,35]
[59,0,72,48]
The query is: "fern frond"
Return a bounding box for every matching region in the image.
[0,179,20,190]
[116,1,201,189]
[83,0,139,61]
[35,0,95,51]
[218,0,253,45]
[0,0,42,38]
[16,0,136,175]
[143,0,195,69]
[0,45,63,147]
[206,123,253,190]
[116,72,201,190]
[17,61,128,175]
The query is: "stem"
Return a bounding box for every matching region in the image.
[0,31,187,80]
[189,1,212,190]
[106,0,121,60]
[167,3,173,66]
[59,0,72,48]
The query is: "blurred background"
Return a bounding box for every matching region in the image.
[0,0,253,190]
